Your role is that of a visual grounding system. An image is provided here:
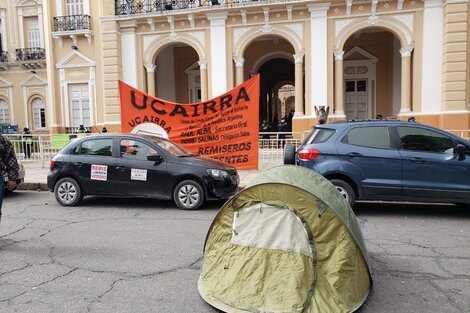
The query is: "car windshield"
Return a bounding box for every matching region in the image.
[149,138,196,157]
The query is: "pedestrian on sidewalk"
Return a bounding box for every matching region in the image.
[0,134,19,223]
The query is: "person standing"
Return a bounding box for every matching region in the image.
[277,117,289,148]
[260,119,270,139]
[0,134,19,223]
[22,127,32,159]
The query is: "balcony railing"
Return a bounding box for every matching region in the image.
[53,15,91,32]
[0,51,8,63]
[15,48,46,62]
[115,0,256,14]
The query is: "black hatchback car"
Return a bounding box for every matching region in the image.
[47,134,239,210]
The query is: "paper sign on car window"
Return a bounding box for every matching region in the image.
[131,168,147,181]
[91,165,108,181]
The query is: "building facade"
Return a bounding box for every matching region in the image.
[0,0,469,135]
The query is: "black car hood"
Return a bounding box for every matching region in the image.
[176,155,235,170]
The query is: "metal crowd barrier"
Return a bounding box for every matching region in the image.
[445,129,470,141]
[3,132,304,168]
[258,132,303,163]
[4,129,467,168]
[4,134,65,168]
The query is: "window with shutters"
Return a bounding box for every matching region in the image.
[0,99,10,124]
[66,0,84,16]
[25,17,40,48]
[32,98,46,129]
[69,83,90,127]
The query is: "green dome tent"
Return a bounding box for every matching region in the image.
[199,165,372,313]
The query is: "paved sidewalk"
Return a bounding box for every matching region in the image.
[18,160,282,191]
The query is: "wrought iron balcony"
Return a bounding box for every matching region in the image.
[53,15,91,32]
[15,48,46,62]
[115,0,246,14]
[0,51,8,63]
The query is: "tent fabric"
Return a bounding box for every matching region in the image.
[199,165,372,313]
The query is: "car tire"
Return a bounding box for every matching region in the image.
[54,177,83,207]
[284,144,296,165]
[173,180,205,210]
[330,179,356,208]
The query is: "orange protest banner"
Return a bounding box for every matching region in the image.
[119,75,260,170]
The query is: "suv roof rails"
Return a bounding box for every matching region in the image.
[329,118,415,124]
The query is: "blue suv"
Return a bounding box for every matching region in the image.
[284,120,470,207]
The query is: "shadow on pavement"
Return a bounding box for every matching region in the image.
[353,201,470,218]
[78,196,226,211]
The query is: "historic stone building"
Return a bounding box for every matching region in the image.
[0,0,468,135]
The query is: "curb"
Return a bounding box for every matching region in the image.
[17,182,49,192]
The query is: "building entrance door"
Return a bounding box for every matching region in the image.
[345,79,368,120]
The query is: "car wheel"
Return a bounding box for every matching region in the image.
[54,177,83,207]
[173,180,205,210]
[330,179,356,208]
[284,144,296,165]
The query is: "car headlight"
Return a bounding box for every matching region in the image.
[208,169,228,178]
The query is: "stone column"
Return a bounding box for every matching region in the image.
[120,21,138,88]
[198,59,208,101]
[308,3,330,113]
[207,12,228,97]
[294,53,304,115]
[400,47,413,113]
[334,50,346,116]
[145,64,157,96]
[421,0,442,112]
[234,57,245,86]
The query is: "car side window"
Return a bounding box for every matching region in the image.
[342,126,392,149]
[77,139,113,157]
[120,139,158,161]
[397,127,454,154]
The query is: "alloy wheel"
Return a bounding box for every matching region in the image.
[57,181,78,205]
[335,186,350,203]
[177,184,201,209]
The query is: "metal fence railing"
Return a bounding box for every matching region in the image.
[445,130,470,141]
[258,132,303,163]
[5,134,64,168]
[4,132,304,168]
[4,129,468,168]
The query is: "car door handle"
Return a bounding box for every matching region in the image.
[409,157,424,163]
[73,162,83,167]
[116,166,126,171]
[346,152,362,157]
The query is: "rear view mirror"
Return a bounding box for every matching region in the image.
[456,144,466,160]
[147,154,163,164]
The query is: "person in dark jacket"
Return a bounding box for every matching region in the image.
[22,127,32,159]
[0,134,19,223]
[277,117,289,148]
[260,119,270,140]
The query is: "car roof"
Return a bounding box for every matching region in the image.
[75,133,167,141]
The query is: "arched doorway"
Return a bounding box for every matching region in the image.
[241,35,296,129]
[338,27,411,120]
[258,59,295,129]
[150,43,200,103]
[334,17,414,119]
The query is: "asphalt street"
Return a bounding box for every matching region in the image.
[1,191,469,313]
